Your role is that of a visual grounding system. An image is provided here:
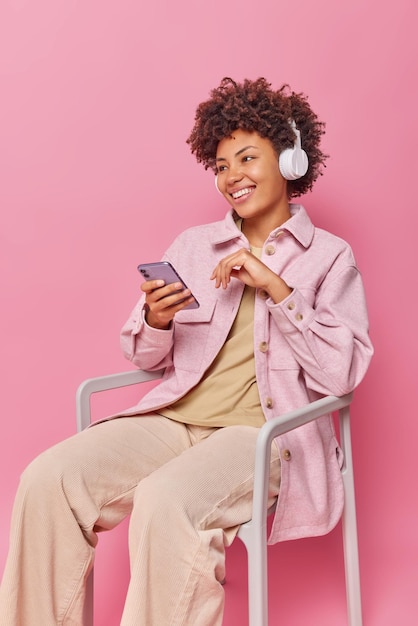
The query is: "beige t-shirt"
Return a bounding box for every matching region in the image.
[160,247,265,428]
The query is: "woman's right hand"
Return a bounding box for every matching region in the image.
[141,280,195,329]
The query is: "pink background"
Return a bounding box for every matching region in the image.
[1,1,417,624]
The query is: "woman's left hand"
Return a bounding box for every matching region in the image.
[210,249,292,303]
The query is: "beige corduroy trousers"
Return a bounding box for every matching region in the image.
[0,414,280,625]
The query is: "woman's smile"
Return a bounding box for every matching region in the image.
[230,186,256,202]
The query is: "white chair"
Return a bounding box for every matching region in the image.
[76,369,362,626]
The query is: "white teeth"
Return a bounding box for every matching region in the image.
[232,187,252,199]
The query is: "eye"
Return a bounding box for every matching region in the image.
[216,164,228,173]
[242,155,254,163]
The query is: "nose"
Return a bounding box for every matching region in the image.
[226,162,243,185]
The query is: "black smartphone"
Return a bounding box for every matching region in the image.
[137,261,200,310]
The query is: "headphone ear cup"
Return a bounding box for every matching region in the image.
[214,175,223,194]
[279,147,309,180]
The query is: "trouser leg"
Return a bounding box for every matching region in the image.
[122,424,281,626]
[0,415,192,625]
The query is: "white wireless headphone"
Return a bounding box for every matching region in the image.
[278,120,309,180]
[214,120,308,192]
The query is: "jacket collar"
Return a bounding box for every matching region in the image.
[211,204,315,249]
[279,204,315,248]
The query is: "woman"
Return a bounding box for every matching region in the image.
[0,77,373,625]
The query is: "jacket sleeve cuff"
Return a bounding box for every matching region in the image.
[267,289,315,333]
[120,303,174,363]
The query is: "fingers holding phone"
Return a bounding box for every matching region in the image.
[138,262,199,329]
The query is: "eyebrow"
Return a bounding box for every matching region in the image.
[215,145,259,162]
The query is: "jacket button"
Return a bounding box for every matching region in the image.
[295,313,303,321]
[265,397,274,409]
[287,302,295,310]
[272,230,284,238]
[265,245,275,255]
[259,341,268,353]
[282,449,292,461]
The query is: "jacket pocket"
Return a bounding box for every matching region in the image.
[269,350,301,370]
[268,331,301,371]
[172,300,217,372]
[174,299,215,324]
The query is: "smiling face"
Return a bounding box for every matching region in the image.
[215,129,290,232]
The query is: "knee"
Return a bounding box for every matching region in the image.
[133,471,170,511]
[19,445,68,501]
[133,471,185,527]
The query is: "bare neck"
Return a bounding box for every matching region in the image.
[241,207,291,247]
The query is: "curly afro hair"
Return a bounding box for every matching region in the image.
[186,77,328,198]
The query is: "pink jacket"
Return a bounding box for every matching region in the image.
[119,205,373,543]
